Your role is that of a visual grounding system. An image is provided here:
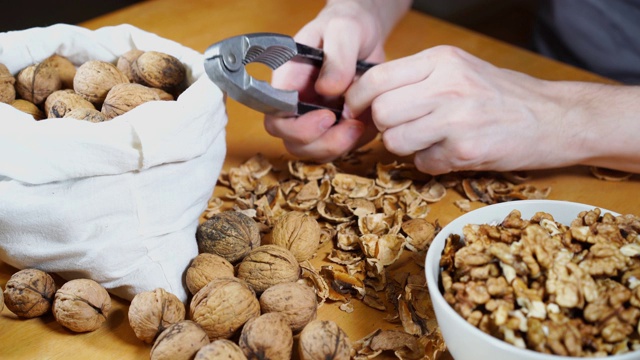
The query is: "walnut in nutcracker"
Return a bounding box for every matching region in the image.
[0,63,16,104]
[298,319,352,360]
[190,276,260,340]
[53,278,111,332]
[195,339,247,360]
[150,320,210,360]
[271,211,321,262]
[236,244,301,294]
[128,288,186,344]
[73,60,129,106]
[259,281,317,332]
[3,268,56,318]
[239,312,293,360]
[15,61,61,105]
[196,211,261,264]
[101,83,160,119]
[132,51,186,91]
[186,253,235,295]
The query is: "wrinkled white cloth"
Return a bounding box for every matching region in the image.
[0,24,227,302]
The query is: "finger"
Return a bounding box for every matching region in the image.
[264,109,337,145]
[412,144,454,176]
[369,81,439,132]
[380,110,446,156]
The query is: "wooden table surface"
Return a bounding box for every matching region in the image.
[1,1,638,359]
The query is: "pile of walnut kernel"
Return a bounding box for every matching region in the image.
[0,49,185,122]
[440,208,640,356]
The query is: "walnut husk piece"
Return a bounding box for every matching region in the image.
[53,278,111,332]
[190,277,260,340]
[196,211,261,263]
[0,63,16,104]
[271,211,321,262]
[129,288,186,344]
[236,244,301,294]
[15,62,61,105]
[73,60,129,105]
[186,253,235,295]
[195,339,248,360]
[3,268,56,318]
[298,320,352,360]
[101,83,160,119]
[239,312,293,360]
[150,320,210,360]
[259,281,317,332]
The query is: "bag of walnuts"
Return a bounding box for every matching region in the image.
[0,24,227,302]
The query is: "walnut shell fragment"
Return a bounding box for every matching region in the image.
[52,278,111,332]
[271,211,321,262]
[239,312,293,360]
[0,63,16,104]
[129,288,186,344]
[74,60,129,105]
[196,211,261,263]
[186,253,235,295]
[190,277,260,340]
[298,320,351,360]
[132,51,186,90]
[195,339,247,360]
[237,244,301,294]
[15,62,61,105]
[3,268,56,318]
[259,281,317,332]
[150,320,210,360]
[101,83,160,119]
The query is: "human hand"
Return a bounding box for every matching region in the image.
[263,0,411,162]
[345,45,585,175]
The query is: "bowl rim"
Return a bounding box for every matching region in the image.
[425,199,640,359]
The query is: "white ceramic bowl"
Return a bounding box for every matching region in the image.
[425,199,639,360]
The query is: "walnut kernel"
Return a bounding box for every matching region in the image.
[129,288,186,344]
[3,268,56,318]
[53,278,111,332]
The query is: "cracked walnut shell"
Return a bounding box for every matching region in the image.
[271,211,321,262]
[237,244,301,294]
[150,320,210,360]
[239,312,293,360]
[298,320,351,360]
[259,281,317,332]
[53,278,111,332]
[197,211,261,263]
[190,277,260,340]
[186,253,235,295]
[129,288,186,344]
[73,60,129,105]
[3,268,56,318]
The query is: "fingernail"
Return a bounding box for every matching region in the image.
[319,116,336,130]
[347,124,363,140]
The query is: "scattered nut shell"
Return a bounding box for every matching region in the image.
[129,288,186,344]
[271,211,321,261]
[132,51,186,90]
[196,211,261,264]
[43,54,76,89]
[3,268,56,318]
[150,320,210,360]
[64,108,108,123]
[190,277,260,340]
[239,312,293,360]
[15,62,61,105]
[298,320,351,360]
[186,253,235,295]
[11,99,44,120]
[237,245,301,294]
[195,339,247,360]
[53,278,111,332]
[73,60,129,105]
[259,281,317,332]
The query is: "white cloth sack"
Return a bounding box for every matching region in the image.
[0,24,227,302]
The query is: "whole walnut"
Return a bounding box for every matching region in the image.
[0,63,16,104]
[271,211,321,262]
[237,245,301,294]
[3,268,56,318]
[239,312,293,360]
[101,83,161,119]
[132,51,186,90]
[128,288,186,344]
[259,282,317,332]
[73,60,129,105]
[186,253,235,295]
[45,91,95,118]
[11,99,45,120]
[64,108,108,123]
[53,278,111,332]
[15,62,61,105]
[0,284,4,313]
[298,320,352,360]
[195,339,247,360]
[43,54,76,89]
[150,320,210,360]
[196,211,261,264]
[190,277,260,340]
[117,49,145,82]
